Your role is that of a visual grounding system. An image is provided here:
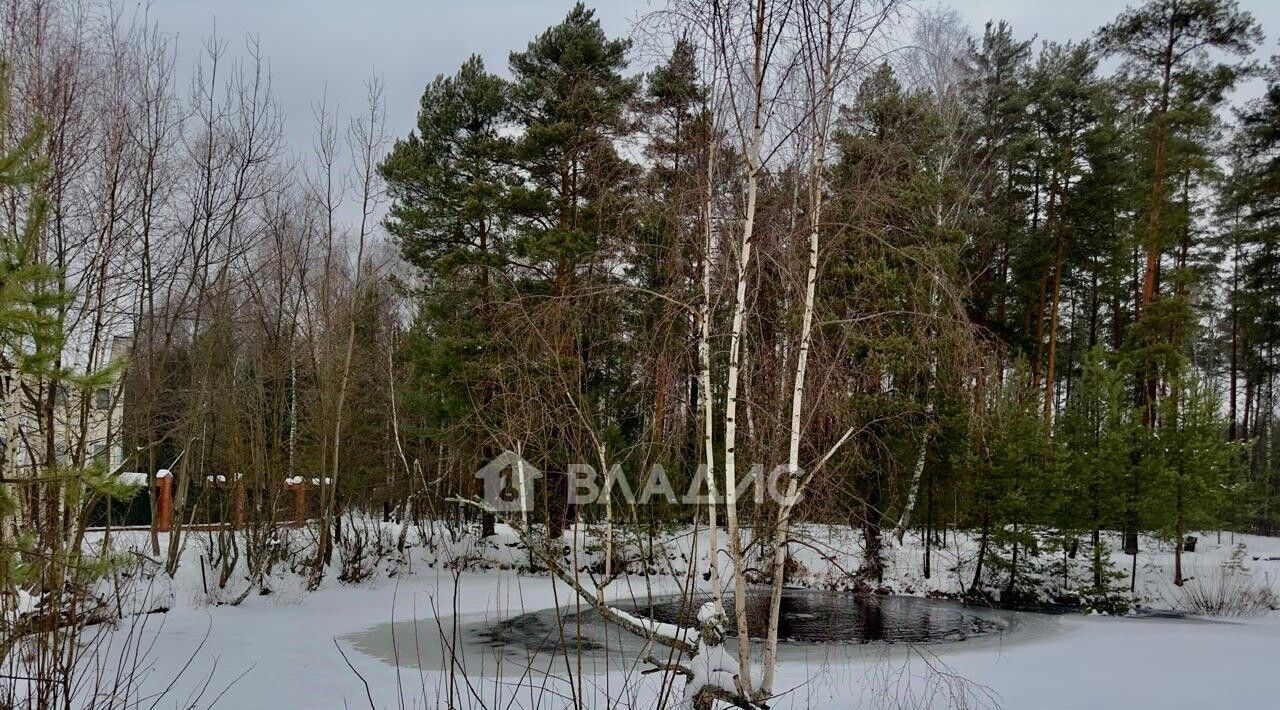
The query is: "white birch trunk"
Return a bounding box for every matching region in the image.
[893,410,931,543]
[516,440,529,532]
[893,357,936,543]
[892,139,952,545]
[594,439,612,596]
[719,2,772,693]
[699,88,726,617]
[760,0,882,694]
[759,15,832,694]
[723,149,757,694]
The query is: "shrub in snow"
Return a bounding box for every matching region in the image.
[337,513,405,583]
[1175,546,1278,617]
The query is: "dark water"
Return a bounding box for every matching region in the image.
[625,590,1006,644]
[476,610,611,654]
[476,590,1010,655]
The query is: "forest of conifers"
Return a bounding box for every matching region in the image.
[374,0,1280,597]
[2,0,1279,610]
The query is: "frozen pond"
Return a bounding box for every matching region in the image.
[346,589,1056,677]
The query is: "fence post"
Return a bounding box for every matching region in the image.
[156,473,173,533]
[290,483,307,528]
[233,478,246,530]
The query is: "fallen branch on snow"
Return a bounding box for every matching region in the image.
[447,496,771,708]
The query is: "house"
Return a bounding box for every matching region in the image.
[1,335,129,531]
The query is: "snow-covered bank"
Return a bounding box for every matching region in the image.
[73,566,1280,709]
[25,523,1280,708]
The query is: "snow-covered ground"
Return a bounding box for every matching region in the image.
[30,523,1280,709]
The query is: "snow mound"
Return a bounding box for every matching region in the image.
[116,471,149,487]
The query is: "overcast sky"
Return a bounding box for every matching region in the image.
[144,0,1280,172]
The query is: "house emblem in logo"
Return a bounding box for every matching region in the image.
[475,450,541,512]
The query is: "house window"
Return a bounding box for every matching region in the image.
[95,388,111,410]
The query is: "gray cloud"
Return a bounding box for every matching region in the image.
[145,0,1279,191]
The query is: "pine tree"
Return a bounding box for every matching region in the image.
[1099,0,1260,555]
[962,20,1034,342]
[379,56,511,534]
[0,65,124,609]
[1148,373,1239,584]
[504,3,638,534]
[1021,41,1103,420]
[969,361,1052,601]
[633,39,708,481]
[828,63,970,580]
[0,87,61,538]
[1055,349,1135,593]
[1225,57,1280,529]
